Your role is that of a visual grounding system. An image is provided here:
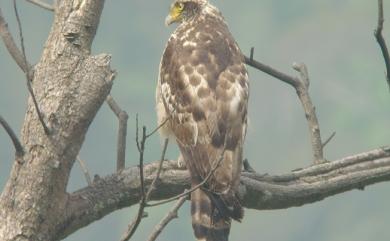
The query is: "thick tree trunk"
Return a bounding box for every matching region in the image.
[0,1,113,240]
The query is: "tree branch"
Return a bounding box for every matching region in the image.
[292,62,324,163]
[106,94,128,172]
[322,132,336,148]
[244,55,299,87]
[119,134,168,240]
[119,125,148,241]
[59,146,390,240]
[0,7,32,74]
[25,0,54,11]
[245,54,325,163]
[0,115,24,158]
[13,0,51,135]
[146,139,169,200]
[374,0,390,90]
[147,192,188,241]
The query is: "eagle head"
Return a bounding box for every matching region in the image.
[165,0,209,26]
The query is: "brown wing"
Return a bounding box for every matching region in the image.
[159,17,248,188]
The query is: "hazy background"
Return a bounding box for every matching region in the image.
[1,0,389,240]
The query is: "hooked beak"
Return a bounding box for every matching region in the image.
[165,14,175,26]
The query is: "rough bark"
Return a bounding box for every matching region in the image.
[0,1,114,240]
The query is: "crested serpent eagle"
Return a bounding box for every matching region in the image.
[156,0,249,240]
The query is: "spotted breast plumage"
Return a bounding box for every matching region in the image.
[156,0,249,240]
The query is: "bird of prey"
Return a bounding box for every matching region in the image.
[156,0,249,240]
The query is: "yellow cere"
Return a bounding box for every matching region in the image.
[170,3,184,21]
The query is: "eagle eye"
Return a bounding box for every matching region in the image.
[175,2,185,11]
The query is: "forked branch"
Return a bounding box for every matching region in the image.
[119,126,169,241]
[292,62,324,163]
[1,1,51,135]
[106,95,128,172]
[245,54,325,163]
[147,192,188,241]
[119,124,148,241]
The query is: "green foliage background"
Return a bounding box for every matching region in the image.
[0,1,389,240]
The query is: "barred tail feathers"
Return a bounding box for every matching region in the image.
[191,188,243,241]
[177,139,244,240]
[191,188,230,241]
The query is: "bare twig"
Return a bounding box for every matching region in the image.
[147,146,227,207]
[25,0,54,11]
[0,7,31,74]
[145,116,170,139]
[374,0,390,90]
[147,192,188,241]
[106,95,128,172]
[13,0,51,135]
[25,81,51,135]
[120,131,168,241]
[145,139,169,199]
[293,62,324,163]
[122,211,148,238]
[244,55,299,87]
[13,1,32,77]
[249,47,255,61]
[119,126,147,241]
[322,132,336,148]
[77,156,92,186]
[0,115,24,158]
[245,52,325,164]
[145,107,177,139]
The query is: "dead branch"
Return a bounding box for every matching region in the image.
[25,0,54,11]
[0,5,46,135]
[0,115,24,158]
[146,139,169,199]
[13,0,51,135]
[0,7,31,74]
[322,132,336,148]
[119,125,147,241]
[120,130,168,241]
[244,54,298,87]
[374,0,390,90]
[147,192,188,241]
[59,146,390,240]
[292,62,324,163]
[245,54,325,163]
[106,94,129,172]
